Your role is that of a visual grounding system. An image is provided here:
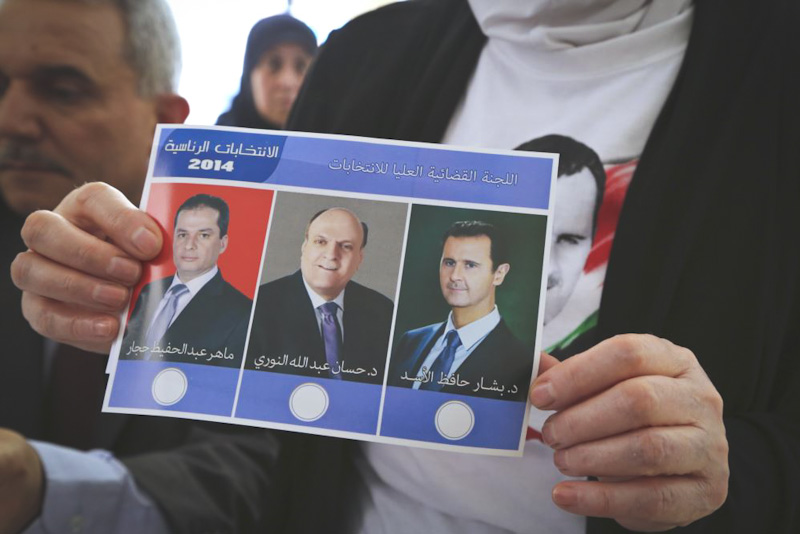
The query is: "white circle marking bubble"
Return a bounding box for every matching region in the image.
[151,368,188,406]
[289,383,329,422]
[435,400,475,440]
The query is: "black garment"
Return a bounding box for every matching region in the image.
[121,271,252,368]
[389,319,531,401]
[272,0,800,532]
[246,270,394,384]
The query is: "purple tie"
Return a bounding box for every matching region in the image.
[319,301,343,380]
[421,329,461,391]
[144,283,189,359]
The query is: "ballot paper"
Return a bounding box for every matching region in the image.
[104,125,556,456]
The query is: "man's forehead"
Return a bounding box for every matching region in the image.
[0,0,130,82]
[309,210,362,240]
[176,207,220,227]
[442,235,491,258]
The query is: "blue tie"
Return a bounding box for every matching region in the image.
[319,301,343,380]
[144,283,189,359]
[421,329,462,391]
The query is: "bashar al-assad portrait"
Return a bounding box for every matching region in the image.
[121,192,255,367]
[246,193,407,384]
[388,207,546,401]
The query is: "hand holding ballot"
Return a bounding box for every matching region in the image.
[0,429,43,534]
[532,336,729,531]
[12,182,162,353]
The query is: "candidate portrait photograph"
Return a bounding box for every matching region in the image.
[246,192,407,384]
[387,206,547,401]
[121,184,273,368]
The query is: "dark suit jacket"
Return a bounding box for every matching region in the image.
[389,318,532,401]
[121,270,252,368]
[246,270,393,384]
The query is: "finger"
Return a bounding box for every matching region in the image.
[531,334,696,411]
[21,292,119,353]
[541,374,716,448]
[53,182,162,260]
[551,476,727,531]
[12,251,130,311]
[20,210,145,286]
[552,426,710,478]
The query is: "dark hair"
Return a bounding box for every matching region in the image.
[174,194,230,237]
[442,221,508,271]
[515,135,606,231]
[306,208,368,248]
[216,14,317,129]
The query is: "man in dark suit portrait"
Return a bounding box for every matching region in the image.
[247,207,393,384]
[122,193,251,367]
[389,221,531,401]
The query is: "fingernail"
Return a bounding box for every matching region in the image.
[542,418,560,449]
[531,381,555,408]
[131,227,159,255]
[92,319,114,338]
[92,283,128,307]
[553,486,577,507]
[107,256,140,283]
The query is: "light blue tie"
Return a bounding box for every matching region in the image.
[144,284,189,359]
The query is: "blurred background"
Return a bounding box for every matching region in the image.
[166,0,399,125]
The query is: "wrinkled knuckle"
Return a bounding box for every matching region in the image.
[645,484,677,519]
[705,389,724,417]
[706,434,730,475]
[74,241,98,268]
[625,379,659,421]
[105,206,129,234]
[20,210,51,248]
[596,487,613,515]
[676,346,698,367]
[73,182,110,206]
[613,335,648,371]
[636,432,671,474]
[58,272,79,297]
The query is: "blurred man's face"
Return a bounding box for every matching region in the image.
[0,0,162,214]
[439,235,508,323]
[250,43,312,128]
[300,209,364,300]
[173,207,228,283]
[545,168,598,324]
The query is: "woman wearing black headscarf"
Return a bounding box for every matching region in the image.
[217,14,317,130]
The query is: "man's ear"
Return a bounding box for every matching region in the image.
[493,263,510,286]
[155,93,190,124]
[219,234,229,254]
